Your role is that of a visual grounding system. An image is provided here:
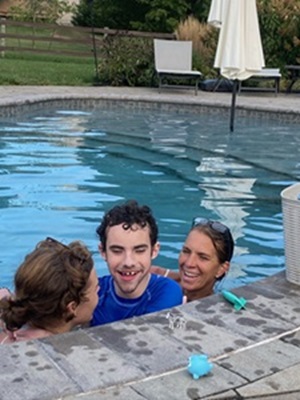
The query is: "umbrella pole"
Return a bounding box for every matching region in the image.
[230,80,239,132]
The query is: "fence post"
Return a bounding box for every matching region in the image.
[1,18,5,58]
[88,0,100,85]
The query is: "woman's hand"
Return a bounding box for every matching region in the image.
[0,288,12,300]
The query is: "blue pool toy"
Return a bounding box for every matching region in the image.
[187,354,213,380]
[222,290,247,311]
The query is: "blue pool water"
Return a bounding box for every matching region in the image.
[0,105,299,291]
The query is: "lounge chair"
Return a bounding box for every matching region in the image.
[238,68,282,95]
[154,39,202,95]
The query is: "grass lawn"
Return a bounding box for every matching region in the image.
[0,22,99,86]
[0,56,97,85]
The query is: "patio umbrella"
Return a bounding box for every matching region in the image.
[208,0,265,131]
[207,0,228,28]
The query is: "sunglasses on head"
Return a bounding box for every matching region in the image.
[46,236,70,249]
[192,218,228,233]
[191,217,233,261]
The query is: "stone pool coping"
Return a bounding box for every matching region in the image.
[1,271,300,400]
[0,85,300,123]
[1,86,300,399]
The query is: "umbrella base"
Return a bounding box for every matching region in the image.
[201,78,233,92]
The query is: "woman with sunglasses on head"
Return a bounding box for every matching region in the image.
[151,218,234,302]
[0,238,99,344]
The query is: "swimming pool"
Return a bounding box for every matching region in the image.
[1,102,299,291]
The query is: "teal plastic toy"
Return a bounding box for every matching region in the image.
[187,354,213,380]
[222,290,247,311]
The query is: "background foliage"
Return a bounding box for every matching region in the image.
[72,0,300,87]
[97,36,154,86]
[73,0,211,32]
[2,0,300,87]
[257,0,300,68]
[9,0,73,23]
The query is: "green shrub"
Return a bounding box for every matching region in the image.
[97,36,155,86]
[258,0,300,69]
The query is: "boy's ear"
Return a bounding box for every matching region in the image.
[98,243,107,260]
[151,242,160,260]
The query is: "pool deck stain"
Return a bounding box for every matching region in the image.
[1,86,300,400]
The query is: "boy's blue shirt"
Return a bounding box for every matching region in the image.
[91,273,183,326]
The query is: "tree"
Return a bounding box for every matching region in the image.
[257,0,300,67]
[9,0,73,23]
[73,0,211,32]
[133,0,189,32]
[73,0,148,29]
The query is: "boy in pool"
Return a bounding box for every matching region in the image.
[91,200,183,326]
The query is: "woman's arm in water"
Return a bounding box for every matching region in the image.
[150,266,181,283]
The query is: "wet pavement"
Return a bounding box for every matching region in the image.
[1,272,300,399]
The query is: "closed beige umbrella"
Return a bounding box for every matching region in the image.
[209,0,265,131]
[207,0,229,28]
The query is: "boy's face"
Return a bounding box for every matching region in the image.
[99,223,160,299]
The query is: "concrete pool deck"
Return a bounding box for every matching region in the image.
[1,86,300,400]
[1,272,300,400]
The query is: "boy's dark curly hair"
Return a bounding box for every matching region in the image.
[96,200,158,250]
